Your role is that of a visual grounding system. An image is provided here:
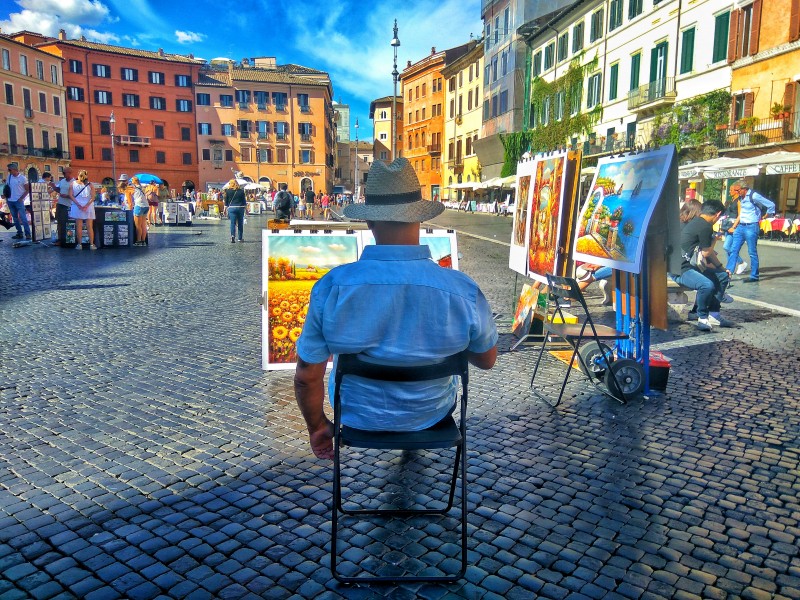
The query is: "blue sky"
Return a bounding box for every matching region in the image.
[1,0,483,141]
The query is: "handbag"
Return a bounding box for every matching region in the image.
[683,245,708,270]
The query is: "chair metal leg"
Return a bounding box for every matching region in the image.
[331,440,467,584]
[552,342,580,407]
[529,332,550,388]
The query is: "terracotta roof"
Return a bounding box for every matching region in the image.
[229,68,330,86]
[279,64,326,75]
[52,38,203,64]
[197,72,229,87]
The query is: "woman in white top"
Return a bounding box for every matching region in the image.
[69,170,96,249]
[130,176,149,246]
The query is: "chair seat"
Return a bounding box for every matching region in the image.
[341,416,462,450]
[545,322,629,340]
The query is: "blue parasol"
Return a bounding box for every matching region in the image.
[132,173,162,184]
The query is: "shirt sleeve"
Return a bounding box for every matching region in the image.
[295,280,332,364]
[468,288,499,354]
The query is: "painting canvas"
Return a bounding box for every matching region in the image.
[262,230,360,370]
[527,153,568,284]
[361,229,459,270]
[512,283,538,338]
[572,146,674,273]
[509,163,533,275]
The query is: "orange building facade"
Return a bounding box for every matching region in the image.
[728,0,800,211]
[1,33,69,181]
[400,44,473,201]
[195,59,334,194]
[28,31,203,193]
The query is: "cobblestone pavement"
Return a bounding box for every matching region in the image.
[0,217,798,599]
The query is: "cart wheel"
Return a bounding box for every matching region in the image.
[578,342,614,380]
[604,358,644,401]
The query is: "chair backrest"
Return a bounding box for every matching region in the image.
[545,273,603,338]
[333,351,470,428]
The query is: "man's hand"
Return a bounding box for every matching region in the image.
[294,358,333,459]
[308,418,334,459]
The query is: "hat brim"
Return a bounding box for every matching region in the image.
[343,200,445,223]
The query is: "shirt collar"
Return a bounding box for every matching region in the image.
[360,244,432,261]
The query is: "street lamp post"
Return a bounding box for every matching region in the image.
[110,111,117,191]
[391,20,400,160]
[354,118,359,200]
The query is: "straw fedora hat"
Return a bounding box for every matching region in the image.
[343,157,444,223]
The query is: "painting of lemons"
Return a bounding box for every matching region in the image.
[266,234,359,367]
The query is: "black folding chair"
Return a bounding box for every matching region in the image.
[530,274,632,406]
[331,352,469,584]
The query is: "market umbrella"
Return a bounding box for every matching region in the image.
[132,173,162,184]
[244,183,262,190]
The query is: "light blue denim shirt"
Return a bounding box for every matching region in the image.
[296,244,498,431]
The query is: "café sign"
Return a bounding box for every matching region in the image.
[766,162,800,175]
[703,167,760,180]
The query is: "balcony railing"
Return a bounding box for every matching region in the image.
[300,133,312,142]
[0,143,70,159]
[300,105,311,113]
[427,143,442,155]
[115,135,151,146]
[710,113,800,151]
[275,133,288,141]
[275,104,286,112]
[238,102,249,109]
[24,107,33,119]
[628,77,677,111]
[258,132,269,140]
[257,104,267,111]
[239,131,250,139]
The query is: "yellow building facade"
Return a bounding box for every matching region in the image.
[441,42,483,200]
[369,95,403,164]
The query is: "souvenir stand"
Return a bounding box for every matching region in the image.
[94,206,134,248]
[507,150,583,348]
[572,145,681,395]
[28,182,53,243]
[260,221,459,370]
[510,144,681,397]
[162,201,192,226]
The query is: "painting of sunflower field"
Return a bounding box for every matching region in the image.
[263,232,360,369]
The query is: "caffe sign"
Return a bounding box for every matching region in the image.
[766,162,800,175]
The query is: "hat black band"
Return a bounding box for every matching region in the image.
[365,190,423,205]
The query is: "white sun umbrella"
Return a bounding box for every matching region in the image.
[244,182,262,190]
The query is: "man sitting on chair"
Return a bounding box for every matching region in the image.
[294,158,498,459]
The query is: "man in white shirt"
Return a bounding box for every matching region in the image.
[53,167,74,246]
[6,163,30,240]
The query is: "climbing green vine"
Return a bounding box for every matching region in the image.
[650,89,732,151]
[500,56,602,176]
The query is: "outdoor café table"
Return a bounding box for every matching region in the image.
[760,217,793,237]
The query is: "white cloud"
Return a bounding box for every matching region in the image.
[276,0,482,104]
[175,30,205,44]
[0,0,118,42]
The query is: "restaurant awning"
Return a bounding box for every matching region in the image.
[679,151,800,180]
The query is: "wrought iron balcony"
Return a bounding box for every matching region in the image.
[115,135,151,146]
[0,143,70,159]
[24,107,34,119]
[257,104,267,111]
[300,133,312,142]
[300,105,311,113]
[627,77,677,111]
[709,113,800,150]
[258,132,269,140]
[275,104,286,112]
[427,143,441,155]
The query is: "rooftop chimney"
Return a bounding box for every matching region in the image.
[431,46,436,54]
[58,29,66,41]
[158,48,165,57]
[80,35,86,41]
[407,60,411,68]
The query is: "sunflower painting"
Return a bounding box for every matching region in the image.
[263,231,360,369]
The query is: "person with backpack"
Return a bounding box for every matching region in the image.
[145,181,161,226]
[724,180,776,283]
[224,179,246,243]
[274,183,294,221]
[130,176,149,246]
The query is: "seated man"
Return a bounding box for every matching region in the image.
[294,158,498,459]
[669,199,733,331]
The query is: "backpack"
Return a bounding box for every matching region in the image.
[746,190,775,218]
[275,191,292,212]
[146,186,159,203]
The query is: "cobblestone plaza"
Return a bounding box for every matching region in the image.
[0,215,798,599]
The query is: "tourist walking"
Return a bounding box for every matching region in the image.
[224,179,246,243]
[724,180,776,283]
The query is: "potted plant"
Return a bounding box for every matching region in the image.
[736,116,760,132]
[771,103,791,120]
